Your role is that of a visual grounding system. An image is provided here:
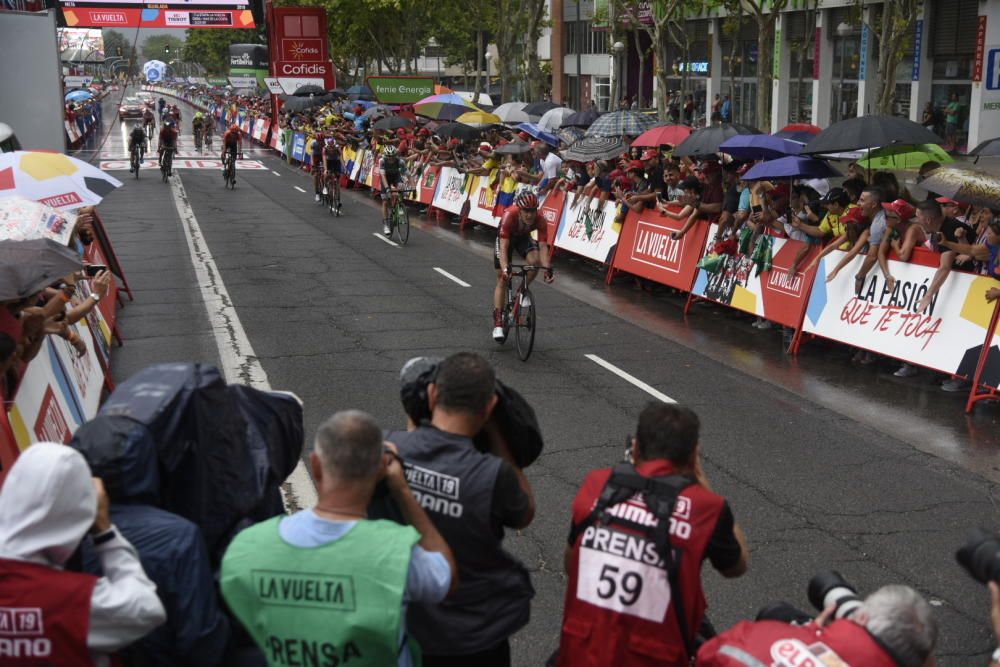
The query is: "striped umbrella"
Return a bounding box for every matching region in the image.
[584,111,658,138]
[558,127,586,147]
[561,136,628,163]
[415,102,479,121]
[415,93,476,108]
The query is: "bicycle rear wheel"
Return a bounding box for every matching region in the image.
[514,286,536,361]
[395,203,409,244]
[499,286,513,344]
[161,153,170,182]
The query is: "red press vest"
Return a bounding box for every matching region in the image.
[557,460,727,667]
[0,558,97,666]
[696,619,899,667]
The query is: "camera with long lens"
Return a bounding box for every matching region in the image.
[756,570,862,624]
[956,527,1000,584]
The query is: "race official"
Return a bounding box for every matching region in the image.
[220,411,456,667]
[697,585,938,667]
[371,351,536,667]
[557,403,748,666]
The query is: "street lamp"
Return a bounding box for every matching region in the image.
[612,41,625,112]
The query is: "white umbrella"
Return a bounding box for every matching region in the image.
[493,102,530,125]
[538,107,577,132]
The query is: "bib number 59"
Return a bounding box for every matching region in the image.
[596,564,644,606]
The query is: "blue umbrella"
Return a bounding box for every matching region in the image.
[719,135,803,161]
[741,156,841,181]
[516,122,559,147]
[65,90,93,102]
[347,85,374,99]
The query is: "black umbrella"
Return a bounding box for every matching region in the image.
[562,108,601,128]
[673,123,762,158]
[374,116,413,131]
[434,122,482,142]
[326,88,348,99]
[494,140,532,155]
[561,136,628,162]
[801,115,943,155]
[523,101,560,117]
[0,238,82,301]
[970,137,1000,158]
[292,84,326,97]
[281,96,325,113]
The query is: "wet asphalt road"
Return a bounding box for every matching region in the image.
[82,90,1000,664]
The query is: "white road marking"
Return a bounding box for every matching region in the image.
[433,267,470,287]
[293,186,307,193]
[373,232,399,247]
[584,354,676,403]
[167,173,317,512]
[272,170,281,176]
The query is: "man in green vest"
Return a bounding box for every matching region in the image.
[221,410,457,667]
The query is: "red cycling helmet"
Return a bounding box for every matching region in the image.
[514,192,539,210]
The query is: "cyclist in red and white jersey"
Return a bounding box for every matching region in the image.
[492,191,554,341]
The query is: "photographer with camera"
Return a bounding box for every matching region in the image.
[556,403,748,666]
[958,529,1000,667]
[697,572,938,667]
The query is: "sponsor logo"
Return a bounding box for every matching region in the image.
[630,221,682,273]
[766,266,804,297]
[540,207,558,223]
[283,39,322,61]
[230,53,254,66]
[0,608,43,636]
[39,192,83,209]
[404,463,463,518]
[278,62,329,76]
[88,11,126,23]
[770,638,848,667]
[34,386,70,445]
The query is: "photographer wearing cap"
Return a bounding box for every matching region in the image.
[371,352,535,667]
[556,403,747,666]
[697,579,937,667]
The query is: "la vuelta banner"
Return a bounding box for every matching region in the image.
[538,189,566,243]
[611,207,712,291]
[556,193,622,264]
[691,225,821,328]
[803,253,1000,376]
[431,167,472,216]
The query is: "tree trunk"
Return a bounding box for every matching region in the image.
[633,29,644,107]
[755,15,774,131]
[473,31,483,104]
[655,36,669,121]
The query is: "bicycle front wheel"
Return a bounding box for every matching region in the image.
[514,287,536,361]
[395,204,409,245]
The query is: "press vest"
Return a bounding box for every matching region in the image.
[220,516,419,667]
[696,619,900,667]
[0,557,97,666]
[558,460,726,667]
[373,427,534,655]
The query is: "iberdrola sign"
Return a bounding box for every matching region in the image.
[366,76,435,104]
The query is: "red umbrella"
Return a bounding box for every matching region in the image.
[774,123,822,143]
[631,124,692,148]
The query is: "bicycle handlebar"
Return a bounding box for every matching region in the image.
[507,264,553,275]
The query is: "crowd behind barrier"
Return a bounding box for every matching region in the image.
[64,90,105,147]
[141,83,1000,411]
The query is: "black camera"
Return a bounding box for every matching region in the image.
[956,528,1000,584]
[808,570,863,620]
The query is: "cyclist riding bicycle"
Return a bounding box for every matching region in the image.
[222,124,242,168]
[157,97,166,116]
[158,120,178,173]
[127,124,147,173]
[310,133,325,202]
[202,113,214,146]
[142,107,155,136]
[324,136,343,210]
[170,105,181,124]
[192,112,204,148]
[493,191,554,341]
[379,145,408,236]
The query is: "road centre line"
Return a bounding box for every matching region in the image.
[433,267,470,287]
[293,185,307,193]
[167,173,318,512]
[272,170,282,176]
[584,354,676,403]
[373,232,399,247]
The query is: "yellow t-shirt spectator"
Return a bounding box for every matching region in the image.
[819,204,858,249]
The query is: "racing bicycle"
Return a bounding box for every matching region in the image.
[322,168,342,217]
[130,142,142,180]
[387,188,414,245]
[160,147,174,182]
[193,126,203,152]
[223,150,241,190]
[499,264,551,361]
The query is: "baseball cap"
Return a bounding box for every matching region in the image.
[841,206,866,225]
[820,187,850,206]
[417,127,430,136]
[640,149,658,161]
[736,162,753,177]
[517,131,530,141]
[396,128,407,137]
[628,160,646,171]
[770,183,790,199]
[883,199,916,220]
[479,141,493,153]
[447,138,460,147]
[935,196,961,207]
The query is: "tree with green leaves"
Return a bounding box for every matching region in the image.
[742,0,790,131]
[864,0,920,115]
[182,28,264,75]
[141,35,184,65]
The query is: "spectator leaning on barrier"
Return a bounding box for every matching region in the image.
[697,585,937,667]
[0,442,166,666]
[556,403,748,667]
[221,410,456,667]
[824,187,888,294]
[371,352,535,667]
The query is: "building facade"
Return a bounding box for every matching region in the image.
[553,0,1000,151]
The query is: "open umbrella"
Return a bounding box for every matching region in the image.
[515,122,559,147]
[0,197,75,245]
[538,107,576,131]
[434,123,483,142]
[561,136,628,163]
[415,93,474,107]
[741,156,841,181]
[456,111,502,128]
[523,101,560,118]
[65,90,93,102]
[0,151,122,210]
[672,123,761,158]
[801,115,942,155]
[718,135,803,161]
[495,141,533,155]
[326,88,348,98]
[292,84,325,97]
[281,96,325,113]
[632,124,692,148]
[774,123,822,144]
[585,110,658,138]
[0,238,83,301]
[855,144,953,171]
[373,116,413,132]
[558,127,586,146]
[416,101,478,122]
[968,137,1000,158]
[562,109,601,128]
[918,167,1000,209]
[361,104,395,119]
[346,85,374,99]
[493,102,531,124]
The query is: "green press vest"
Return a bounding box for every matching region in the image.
[221,516,420,667]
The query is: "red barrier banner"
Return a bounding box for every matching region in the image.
[690,225,821,329]
[610,208,712,291]
[539,190,566,244]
